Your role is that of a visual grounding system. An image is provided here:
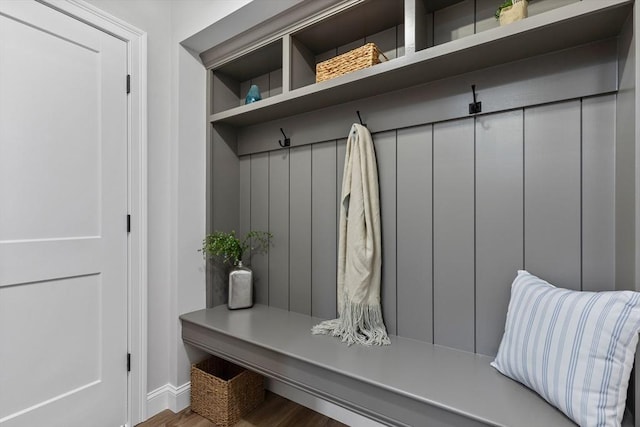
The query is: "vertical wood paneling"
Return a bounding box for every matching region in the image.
[290,146,312,314]
[316,48,337,64]
[433,0,474,46]
[337,39,364,55]
[212,125,239,233]
[366,26,398,60]
[374,130,398,336]
[269,150,290,310]
[213,72,240,113]
[475,0,500,34]
[235,99,616,349]
[525,101,581,289]
[211,125,239,307]
[311,141,337,319]
[528,0,577,16]
[582,95,616,291]
[397,125,432,341]
[251,153,270,304]
[270,69,283,97]
[475,110,523,356]
[433,118,475,352]
[239,80,250,106]
[615,14,636,293]
[239,156,251,261]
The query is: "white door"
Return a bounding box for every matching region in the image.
[0,1,128,426]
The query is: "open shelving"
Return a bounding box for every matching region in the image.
[209,0,632,128]
[211,39,283,114]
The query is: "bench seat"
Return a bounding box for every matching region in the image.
[181,304,580,427]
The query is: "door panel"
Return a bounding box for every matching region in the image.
[0,1,128,426]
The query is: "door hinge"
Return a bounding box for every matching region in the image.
[127,353,131,372]
[127,214,131,233]
[126,74,131,94]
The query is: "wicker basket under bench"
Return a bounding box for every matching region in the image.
[316,42,388,83]
[190,356,264,427]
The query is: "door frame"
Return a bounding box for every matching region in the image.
[38,1,148,425]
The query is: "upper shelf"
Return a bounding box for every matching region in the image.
[210,0,633,127]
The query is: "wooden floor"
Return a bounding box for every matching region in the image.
[136,392,348,427]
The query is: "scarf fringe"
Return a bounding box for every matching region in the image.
[311,298,391,346]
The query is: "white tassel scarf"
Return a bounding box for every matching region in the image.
[311,123,390,346]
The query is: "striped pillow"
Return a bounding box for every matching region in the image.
[491,270,640,427]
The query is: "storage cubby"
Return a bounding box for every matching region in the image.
[207,0,632,128]
[211,39,283,114]
[290,0,404,90]
[414,0,578,51]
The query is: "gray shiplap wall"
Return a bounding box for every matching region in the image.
[235,95,616,357]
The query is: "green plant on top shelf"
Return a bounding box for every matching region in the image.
[496,0,517,19]
[200,230,272,266]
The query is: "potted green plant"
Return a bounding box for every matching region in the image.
[496,0,528,26]
[201,230,271,310]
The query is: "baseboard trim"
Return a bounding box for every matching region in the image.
[146,382,190,418]
[146,379,382,426]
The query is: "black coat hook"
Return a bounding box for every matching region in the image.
[469,85,482,114]
[278,128,290,148]
[356,110,367,127]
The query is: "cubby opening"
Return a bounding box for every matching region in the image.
[211,39,283,114]
[414,0,579,51]
[290,0,404,90]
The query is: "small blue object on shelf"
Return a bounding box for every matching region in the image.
[245,84,261,104]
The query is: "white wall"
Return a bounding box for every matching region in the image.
[84,0,250,404]
[170,0,252,392]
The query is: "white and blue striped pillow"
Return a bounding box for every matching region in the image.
[491,270,640,427]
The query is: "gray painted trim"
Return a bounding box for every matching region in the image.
[210,1,629,128]
[197,0,361,69]
[615,10,636,293]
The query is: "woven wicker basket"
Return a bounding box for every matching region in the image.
[190,356,264,427]
[316,42,387,83]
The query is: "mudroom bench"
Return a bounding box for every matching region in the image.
[181,304,583,427]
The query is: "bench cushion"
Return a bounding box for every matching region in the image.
[491,270,640,427]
